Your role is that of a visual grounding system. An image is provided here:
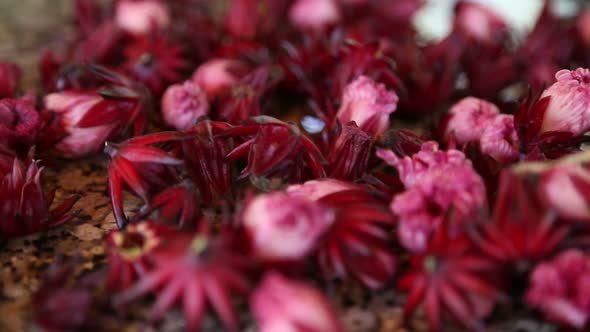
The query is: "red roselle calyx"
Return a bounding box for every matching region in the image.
[222,116,325,187]
[326,122,372,180]
[0,159,78,240]
[399,221,502,332]
[115,225,251,332]
[472,171,569,267]
[0,99,40,155]
[0,62,22,98]
[182,120,235,205]
[106,220,170,291]
[43,65,150,159]
[123,34,188,96]
[287,179,397,289]
[105,131,185,228]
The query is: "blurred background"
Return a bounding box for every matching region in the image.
[0,0,583,83]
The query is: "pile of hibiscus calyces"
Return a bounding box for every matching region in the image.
[4,0,590,330]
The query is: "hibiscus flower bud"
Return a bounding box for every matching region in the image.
[0,62,22,98]
[443,97,500,145]
[251,272,345,332]
[191,59,247,98]
[0,99,40,154]
[43,92,116,158]
[480,114,519,163]
[454,1,507,45]
[337,75,398,137]
[242,191,334,261]
[161,81,209,131]
[289,0,341,31]
[540,164,590,221]
[115,0,170,35]
[526,249,590,329]
[540,68,590,136]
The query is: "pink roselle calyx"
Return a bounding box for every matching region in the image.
[480,114,519,163]
[242,192,334,261]
[378,141,486,251]
[540,164,590,221]
[286,178,358,201]
[161,81,209,131]
[44,92,116,158]
[540,68,590,136]
[454,1,508,45]
[526,249,590,330]
[444,97,500,145]
[377,141,469,187]
[192,59,248,98]
[337,75,398,137]
[391,162,487,252]
[115,0,170,35]
[289,0,341,31]
[251,272,345,332]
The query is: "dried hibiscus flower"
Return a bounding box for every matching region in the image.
[399,221,502,332]
[106,220,173,291]
[105,131,185,228]
[116,225,251,331]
